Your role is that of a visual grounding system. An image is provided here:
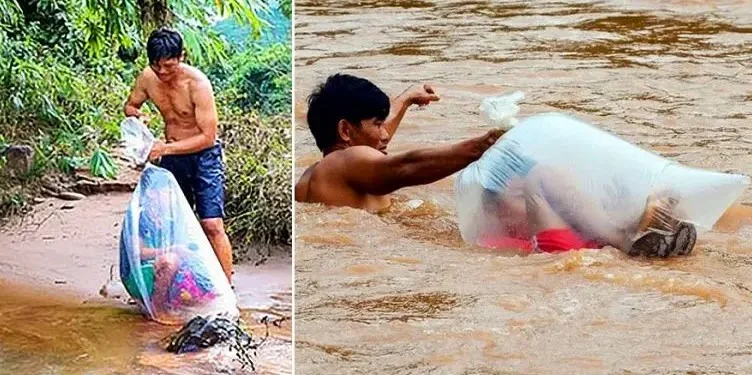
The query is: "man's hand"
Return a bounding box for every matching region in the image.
[384,83,441,138]
[407,83,440,106]
[472,128,505,156]
[136,113,151,125]
[147,140,167,161]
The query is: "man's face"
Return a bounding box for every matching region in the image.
[150,56,181,82]
[347,117,391,154]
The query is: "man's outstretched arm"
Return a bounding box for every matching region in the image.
[148,79,218,159]
[384,83,440,138]
[343,128,504,196]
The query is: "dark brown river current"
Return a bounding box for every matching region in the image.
[294,1,752,374]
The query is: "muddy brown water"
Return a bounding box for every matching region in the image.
[294,1,752,374]
[0,264,292,375]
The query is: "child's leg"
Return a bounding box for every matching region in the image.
[523,165,628,248]
[522,165,696,256]
[152,252,181,315]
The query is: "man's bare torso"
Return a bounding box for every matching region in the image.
[142,64,205,143]
[295,151,391,212]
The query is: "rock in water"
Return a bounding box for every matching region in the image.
[3,144,33,177]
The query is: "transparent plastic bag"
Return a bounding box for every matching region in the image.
[119,164,238,325]
[120,117,155,165]
[479,91,525,130]
[455,110,750,254]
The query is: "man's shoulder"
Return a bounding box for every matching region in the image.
[305,146,385,172]
[338,145,385,160]
[314,147,387,183]
[312,147,383,169]
[136,66,156,85]
[181,64,211,86]
[294,162,316,202]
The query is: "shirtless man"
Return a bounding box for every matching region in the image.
[295,73,505,211]
[123,27,233,283]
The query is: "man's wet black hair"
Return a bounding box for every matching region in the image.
[306,73,390,152]
[146,27,183,65]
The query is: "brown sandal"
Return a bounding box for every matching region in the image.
[628,221,697,257]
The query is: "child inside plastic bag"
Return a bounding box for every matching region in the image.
[456,107,749,257]
[119,165,237,324]
[478,158,697,257]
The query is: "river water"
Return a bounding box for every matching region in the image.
[294,1,752,374]
[0,266,292,375]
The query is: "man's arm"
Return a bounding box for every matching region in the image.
[124,72,149,119]
[158,79,218,157]
[343,129,504,196]
[384,83,440,137]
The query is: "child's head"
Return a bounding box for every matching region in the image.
[138,167,184,248]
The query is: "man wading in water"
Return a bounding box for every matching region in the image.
[294,73,505,212]
[123,28,234,284]
[295,73,696,257]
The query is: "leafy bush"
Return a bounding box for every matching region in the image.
[0,0,144,182]
[221,109,292,249]
[210,42,291,116]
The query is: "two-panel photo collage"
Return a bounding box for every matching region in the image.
[2,0,752,374]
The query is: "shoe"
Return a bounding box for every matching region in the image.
[628,221,697,257]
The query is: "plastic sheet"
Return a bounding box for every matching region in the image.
[120,117,155,165]
[478,91,524,130]
[455,97,750,254]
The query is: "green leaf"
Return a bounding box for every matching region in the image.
[89,148,118,179]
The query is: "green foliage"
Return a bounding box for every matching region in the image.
[215,42,292,116]
[279,0,291,18]
[90,0,271,67]
[90,147,118,179]
[0,46,128,179]
[0,0,275,180]
[0,134,6,171]
[0,189,26,218]
[221,110,291,247]
[0,0,141,181]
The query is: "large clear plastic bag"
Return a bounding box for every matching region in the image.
[119,165,238,324]
[455,97,750,253]
[119,120,237,324]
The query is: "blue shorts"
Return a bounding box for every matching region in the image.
[159,142,226,219]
